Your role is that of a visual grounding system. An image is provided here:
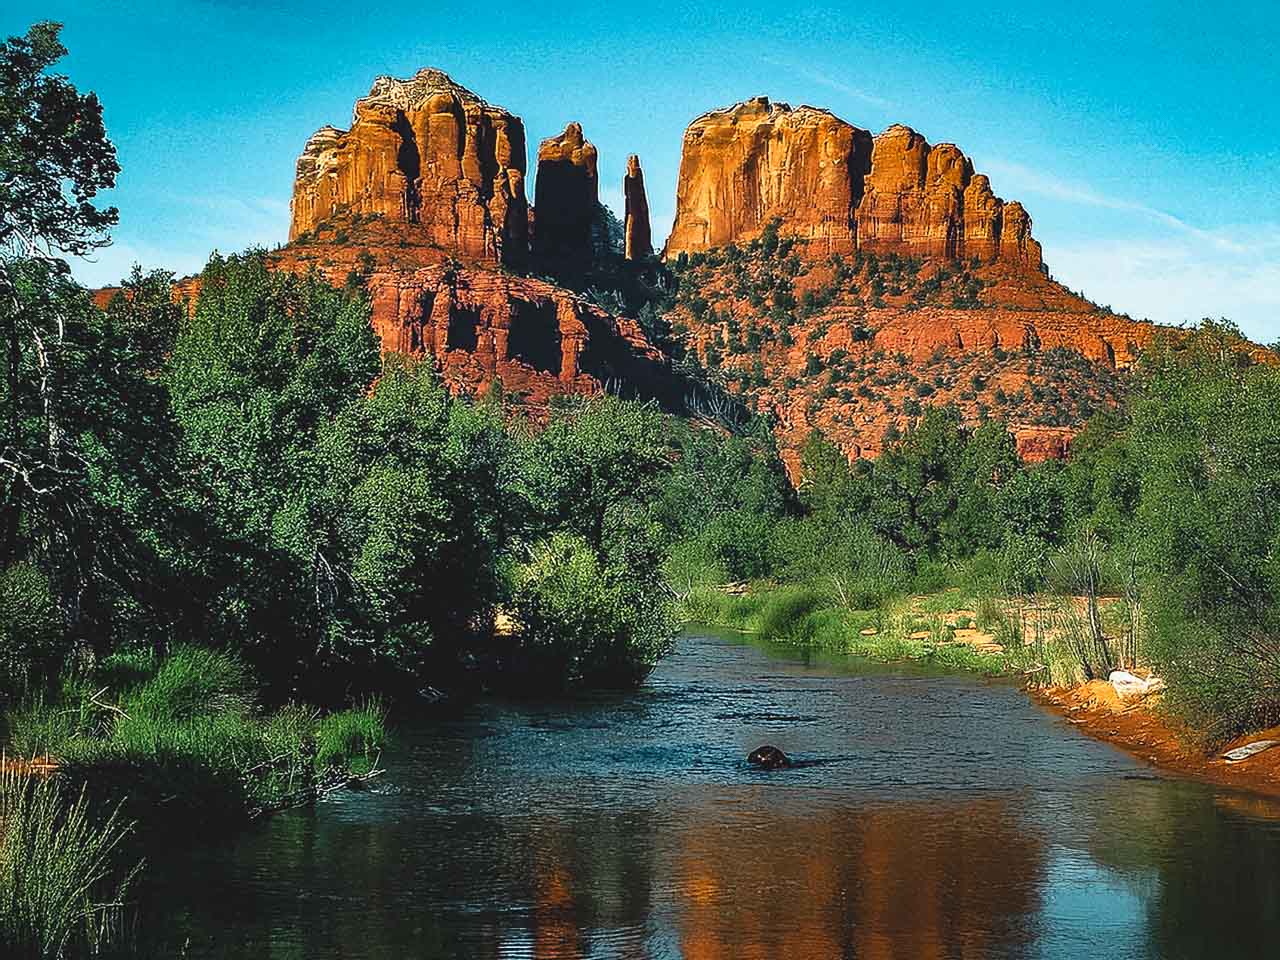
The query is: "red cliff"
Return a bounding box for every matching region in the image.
[288,68,528,264]
[664,103,1042,270]
[665,98,873,257]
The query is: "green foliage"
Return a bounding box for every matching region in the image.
[756,585,829,643]
[1127,322,1280,740]
[0,21,118,256]
[509,532,676,687]
[0,563,61,700]
[0,771,137,959]
[4,646,388,822]
[771,516,908,610]
[314,702,385,774]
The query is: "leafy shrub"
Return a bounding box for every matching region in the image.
[315,702,385,774]
[0,565,64,700]
[510,533,676,687]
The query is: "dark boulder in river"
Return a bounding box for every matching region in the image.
[747,745,792,769]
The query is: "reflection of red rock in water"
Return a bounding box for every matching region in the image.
[675,800,1044,959]
[534,862,581,959]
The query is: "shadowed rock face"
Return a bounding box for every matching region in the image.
[624,155,652,260]
[288,68,528,264]
[532,122,598,263]
[666,97,873,257]
[665,102,1043,271]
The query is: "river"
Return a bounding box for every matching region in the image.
[142,629,1280,958]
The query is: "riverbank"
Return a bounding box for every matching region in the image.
[683,581,1280,802]
[1034,682,1280,801]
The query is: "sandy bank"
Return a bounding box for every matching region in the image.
[1033,681,1280,800]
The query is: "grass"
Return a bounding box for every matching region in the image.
[4,647,388,824]
[0,768,138,959]
[683,579,1006,673]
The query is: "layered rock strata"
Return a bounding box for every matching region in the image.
[266,258,676,408]
[288,69,528,264]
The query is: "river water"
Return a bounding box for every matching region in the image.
[145,629,1280,958]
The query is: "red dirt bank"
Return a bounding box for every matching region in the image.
[1034,682,1280,801]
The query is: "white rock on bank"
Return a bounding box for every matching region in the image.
[1223,740,1280,764]
[1109,670,1166,700]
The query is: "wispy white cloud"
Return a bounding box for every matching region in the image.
[759,56,893,111]
[1050,237,1280,342]
[70,240,210,288]
[973,159,1279,340]
[983,159,1253,255]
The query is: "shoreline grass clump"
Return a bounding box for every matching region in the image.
[0,768,138,959]
[4,647,388,825]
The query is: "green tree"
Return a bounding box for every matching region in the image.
[2,21,119,564]
[1129,321,1280,740]
[865,407,969,553]
[165,253,382,691]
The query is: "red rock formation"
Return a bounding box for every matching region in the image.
[624,154,652,260]
[664,251,1171,469]
[265,247,677,409]
[288,69,528,264]
[532,122,598,262]
[850,126,1043,268]
[366,265,678,407]
[665,105,1042,270]
[1014,426,1076,463]
[665,98,873,257]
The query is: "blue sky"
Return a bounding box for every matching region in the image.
[7,1,1278,340]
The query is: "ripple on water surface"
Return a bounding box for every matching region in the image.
[141,629,1280,960]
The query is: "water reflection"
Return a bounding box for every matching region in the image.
[673,798,1043,960]
[136,632,1280,959]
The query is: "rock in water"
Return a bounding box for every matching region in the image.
[623,154,652,260]
[288,68,529,264]
[533,122,598,264]
[747,745,792,769]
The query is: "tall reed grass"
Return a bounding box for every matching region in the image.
[4,647,388,824]
[0,767,138,959]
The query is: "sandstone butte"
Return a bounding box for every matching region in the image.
[664,98,1041,270]
[288,68,529,265]
[532,122,599,264]
[135,69,1269,472]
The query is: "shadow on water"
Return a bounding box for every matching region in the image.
[132,628,1280,959]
